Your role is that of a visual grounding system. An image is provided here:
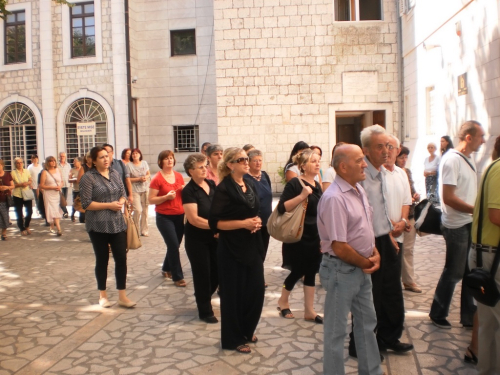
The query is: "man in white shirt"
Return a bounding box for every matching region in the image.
[429,120,485,329]
[58,152,71,218]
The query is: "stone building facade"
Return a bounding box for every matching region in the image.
[213,0,402,191]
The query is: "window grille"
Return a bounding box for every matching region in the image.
[65,98,107,160]
[170,29,196,56]
[4,10,26,64]
[0,103,37,171]
[174,125,199,152]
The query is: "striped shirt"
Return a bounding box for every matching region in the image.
[80,168,127,234]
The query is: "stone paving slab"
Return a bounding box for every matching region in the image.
[0,206,478,374]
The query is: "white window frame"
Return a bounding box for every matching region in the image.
[61,0,102,66]
[333,0,384,22]
[0,2,33,72]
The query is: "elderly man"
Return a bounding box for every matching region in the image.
[430,121,485,329]
[349,125,413,356]
[57,152,71,218]
[318,144,382,375]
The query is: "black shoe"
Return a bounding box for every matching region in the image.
[348,343,384,362]
[379,340,414,353]
[63,213,69,218]
[462,323,473,329]
[430,317,452,329]
[201,316,218,324]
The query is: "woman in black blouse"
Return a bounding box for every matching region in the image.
[80,146,135,309]
[182,153,219,324]
[209,147,265,354]
[277,148,323,324]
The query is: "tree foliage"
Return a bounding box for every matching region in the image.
[1,0,72,19]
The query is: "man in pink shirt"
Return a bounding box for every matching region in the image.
[317,144,382,375]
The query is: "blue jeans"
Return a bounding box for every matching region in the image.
[156,213,184,281]
[320,255,382,375]
[430,223,476,325]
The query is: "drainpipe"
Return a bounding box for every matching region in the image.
[124,0,134,147]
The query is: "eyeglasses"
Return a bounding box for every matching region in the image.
[230,157,249,164]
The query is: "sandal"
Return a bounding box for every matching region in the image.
[277,307,294,319]
[174,280,186,287]
[1,235,7,241]
[21,230,28,236]
[57,230,62,237]
[26,228,31,235]
[235,344,251,354]
[464,346,478,365]
[305,315,324,324]
[248,335,258,343]
[162,271,172,279]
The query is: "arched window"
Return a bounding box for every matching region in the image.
[0,102,37,171]
[65,98,107,160]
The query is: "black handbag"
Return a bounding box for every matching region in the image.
[414,199,442,235]
[463,159,500,307]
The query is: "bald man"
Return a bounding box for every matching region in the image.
[317,144,382,375]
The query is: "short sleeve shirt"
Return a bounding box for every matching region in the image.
[472,160,500,246]
[149,171,184,215]
[317,175,375,258]
[127,161,150,193]
[57,162,71,187]
[439,150,477,228]
[0,172,13,202]
[11,169,31,198]
[28,164,43,189]
[323,167,336,184]
[182,179,216,241]
[384,165,412,242]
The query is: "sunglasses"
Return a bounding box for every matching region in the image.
[230,157,249,164]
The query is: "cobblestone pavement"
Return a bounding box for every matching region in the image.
[0,206,478,375]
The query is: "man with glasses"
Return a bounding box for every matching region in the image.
[57,152,71,218]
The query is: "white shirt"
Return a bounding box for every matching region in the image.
[424,155,441,173]
[323,167,336,184]
[439,150,477,229]
[384,165,412,242]
[27,164,43,189]
[57,162,71,187]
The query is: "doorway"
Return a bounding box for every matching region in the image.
[335,110,386,147]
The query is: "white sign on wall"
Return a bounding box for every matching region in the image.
[77,122,96,136]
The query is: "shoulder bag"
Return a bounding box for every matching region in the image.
[267,178,308,243]
[464,159,500,307]
[414,198,442,235]
[123,202,142,250]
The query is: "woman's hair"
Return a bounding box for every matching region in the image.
[121,148,132,160]
[286,141,309,166]
[131,148,143,161]
[206,144,223,157]
[247,149,262,161]
[441,135,454,154]
[310,145,322,157]
[183,153,207,177]
[330,142,346,167]
[242,144,255,152]
[157,150,176,169]
[427,142,436,149]
[73,157,82,164]
[44,156,57,170]
[293,148,315,174]
[89,146,107,168]
[492,135,500,160]
[360,125,386,148]
[218,147,244,180]
[398,146,410,157]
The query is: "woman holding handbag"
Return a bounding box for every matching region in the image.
[39,156,64,236]
[277,148,323,324]
[11,157,33,235]
[0,159,14,240]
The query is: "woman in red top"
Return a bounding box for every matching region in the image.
[149,150,186,287]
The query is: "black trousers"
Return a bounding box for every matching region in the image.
[88,230,128,290]
[260,225,270,260]
[13,196,32,231]
[218,244,265,350]
[185,235,219,319]
[350,236,404,348]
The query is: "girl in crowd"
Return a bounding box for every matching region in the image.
[209,148,265,354]
[440,135,454,155]
[424,142,440,202]
[284,141,310,182]
[149,150,186,287]
[11,157,33,235]
[322,142,346,191]
[127,148,151,236]
[39,156,64,236]
[80,146,135,308]
[277,148,323,324]
[0,159,14,240]
[182,153,219,323]
[69,157,82,222]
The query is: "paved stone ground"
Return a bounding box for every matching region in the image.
[0,205,478,375]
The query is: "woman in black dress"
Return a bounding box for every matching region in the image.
[277,148,323,323]
[182,153,219,324]
[209,147,265,354]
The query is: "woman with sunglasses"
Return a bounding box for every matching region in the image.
[209,148,265,354]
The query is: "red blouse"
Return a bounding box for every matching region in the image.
[149,171,185,215]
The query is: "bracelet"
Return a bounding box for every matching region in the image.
[401,218,409,227]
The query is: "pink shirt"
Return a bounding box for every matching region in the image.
[317,175,375,258]
[206,165,219,185]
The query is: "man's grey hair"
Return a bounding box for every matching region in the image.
[206,144,223,157]
[360,125,386,148]
[388,134,400,148]
[247,149,262,160]
[333,148,348,172]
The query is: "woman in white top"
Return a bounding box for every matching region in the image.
[126,148,150,236]
[39,156,64,236]
[322,142,346,191]
[284,141,310,182]
[423,142,440,202]
[27,154,43,215]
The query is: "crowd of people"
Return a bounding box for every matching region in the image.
[0,123,499,374]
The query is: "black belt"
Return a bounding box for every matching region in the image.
[472,243,498,253]
[323,253,339,259]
